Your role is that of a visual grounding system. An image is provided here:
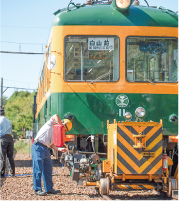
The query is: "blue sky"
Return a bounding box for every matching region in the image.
[0,0,178,99]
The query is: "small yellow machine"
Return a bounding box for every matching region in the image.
[83,119,178,197]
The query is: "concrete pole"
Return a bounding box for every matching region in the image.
[1,78,3,107]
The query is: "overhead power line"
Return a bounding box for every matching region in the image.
[3,86,37,93]
[3,86,36,90]
[1,41,46,46]
[1,25,50,29]
[0,51,43,55]
[4,79,37,85]
[1,41,45,52]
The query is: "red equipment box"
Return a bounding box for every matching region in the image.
[53,124,65,147]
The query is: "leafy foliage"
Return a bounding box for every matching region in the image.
[14,141,31,154]
[0,96,8,107]
[5,91,36,137]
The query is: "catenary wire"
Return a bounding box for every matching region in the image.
[1,25,50,29]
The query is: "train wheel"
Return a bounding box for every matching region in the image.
[99,177,109,195]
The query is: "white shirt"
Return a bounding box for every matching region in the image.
[35,117,55,148]
[0,116,12,137]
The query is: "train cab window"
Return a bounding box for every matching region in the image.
[65,36,119,82]
[126,37,178,82]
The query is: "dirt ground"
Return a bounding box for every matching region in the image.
[0,152,177,200]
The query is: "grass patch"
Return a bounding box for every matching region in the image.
[14,141,31,154]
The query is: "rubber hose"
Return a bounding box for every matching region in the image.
[92,140,96,154]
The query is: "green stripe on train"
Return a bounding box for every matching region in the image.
[52,4,178,27]
[36,92,178,136]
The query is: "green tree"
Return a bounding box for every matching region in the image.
[0,96,8,107]
[5,91,36,138]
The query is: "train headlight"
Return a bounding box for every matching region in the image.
[135,107,146,118]
[114,0,132,11]
[124,112,132,119]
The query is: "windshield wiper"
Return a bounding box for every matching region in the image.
[134,71,155,85]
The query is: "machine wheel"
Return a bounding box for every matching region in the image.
[99,177,110,195]
[95,163,102,181]
[167,177,178,197]
[167,178,172,197]
[72,166,80,181]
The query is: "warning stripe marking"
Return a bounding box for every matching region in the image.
[117,152,138,174]
[141,156,162,174]
[140,147,162,174]
[117,133,140,159]
[114,184,156,190]
[146,127,162,147]
[117,124,162,174]
[117,146,139,173]
[126,126,154,135]
[147,159,163,175]
[117,159,132,174]
[145,133,162,151]
[118,125,135,143]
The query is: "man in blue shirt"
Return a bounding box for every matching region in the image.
[0,107,15,177]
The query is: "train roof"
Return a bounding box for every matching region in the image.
[52,3,178,27]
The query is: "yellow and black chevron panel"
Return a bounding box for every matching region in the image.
[112,183,157,191]
[117,122,163,175]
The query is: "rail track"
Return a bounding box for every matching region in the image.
[102,195,179,201]
[102,195,113,200]
[172,196,179,200]
[96,188,178,200]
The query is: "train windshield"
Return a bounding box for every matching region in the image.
[126,37,178,83]
[65,36,119,82]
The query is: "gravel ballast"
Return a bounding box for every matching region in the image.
[0,152,177,200]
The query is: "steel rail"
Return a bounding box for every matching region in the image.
[101,195,113,200]
[172,195,179,200]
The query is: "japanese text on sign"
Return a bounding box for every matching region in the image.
[88,38,114,50]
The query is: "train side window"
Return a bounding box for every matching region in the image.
[126,37,178,83]
[47,44,50,69]
[64,36,119,82]
[44,100,47,122]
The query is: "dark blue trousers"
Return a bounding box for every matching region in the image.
[31,143,53,192]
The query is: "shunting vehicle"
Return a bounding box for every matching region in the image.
[33,0,178,197]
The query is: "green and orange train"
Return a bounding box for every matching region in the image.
[34,0,178,196]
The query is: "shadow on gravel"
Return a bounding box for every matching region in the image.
[14,158,62,167]
[52,159,62,167]
[14,159,32,167]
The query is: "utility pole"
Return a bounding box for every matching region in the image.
[1,78,3,107]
